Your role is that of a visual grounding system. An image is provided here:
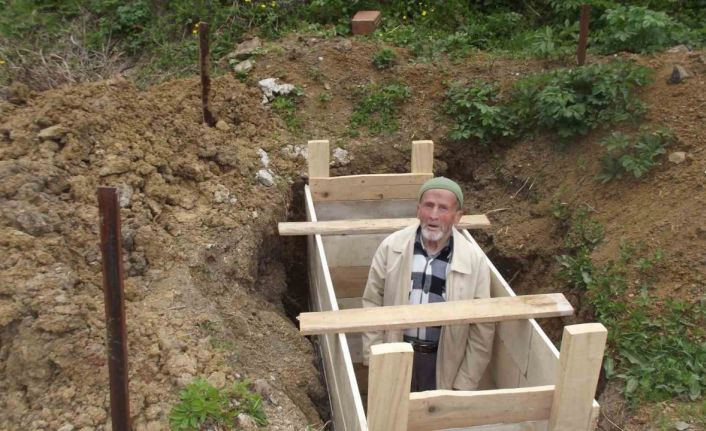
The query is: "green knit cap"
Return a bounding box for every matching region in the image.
[418,177,463,208]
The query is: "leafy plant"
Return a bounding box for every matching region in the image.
[372,47,397,70]
[443,81,514,145]
[272,92,304,132]
[169,378,267,430]
[596,5,688,54]
[597,128,674,182]
[350,82,411,134]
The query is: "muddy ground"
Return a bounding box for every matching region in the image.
[1,34,704,430]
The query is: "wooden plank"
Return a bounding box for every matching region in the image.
[548,324,607,431]
[310,173,432,201]
[411,140,434,174]
[305,185,367,431]
[407,386,555,431]
[330,266,369,298]
[367,343,413,431]
[314,199,418,221]
[299,294,574,336]
[279,214,490,236]
[308,140,329,178]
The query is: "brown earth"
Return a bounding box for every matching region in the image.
[1,33,704,430]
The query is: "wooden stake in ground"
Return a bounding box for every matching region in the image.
[199,22,216,127]
[577,4,592,66]
[97,187,131,431]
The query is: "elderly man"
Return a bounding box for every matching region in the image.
[362,177,494,391]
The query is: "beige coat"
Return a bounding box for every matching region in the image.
[362,222,495,390]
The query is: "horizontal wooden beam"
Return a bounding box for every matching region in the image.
[407,386,555,431]
[279,214,490,236]
[310,173,432,201]
[299,293,574,335]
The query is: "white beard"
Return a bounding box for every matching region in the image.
[421,225,445,242]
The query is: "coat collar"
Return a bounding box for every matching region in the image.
[390,221,473,275]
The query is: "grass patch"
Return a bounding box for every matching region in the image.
[169,378,267,430]
[372,47,397,70]
[272,92,303,133]
[349,82,411,135]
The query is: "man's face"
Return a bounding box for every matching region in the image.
[417,189,463,243]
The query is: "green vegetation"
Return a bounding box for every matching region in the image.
[596,6,690,54]
[444,61,652,146]
[349,82,410,135]
[597,128,674,183]
[169,378,267,430]
[272,92,303,132]
[553,206,706,406]
[372,47,397,70]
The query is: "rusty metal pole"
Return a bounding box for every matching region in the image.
[199,21,217,127]
[577,4,592,66]
[98,187,131,431]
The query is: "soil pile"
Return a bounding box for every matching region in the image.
[0,74,326,430]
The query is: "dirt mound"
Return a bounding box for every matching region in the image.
[0,74,325,429]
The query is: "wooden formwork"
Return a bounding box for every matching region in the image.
[284,140,604,431]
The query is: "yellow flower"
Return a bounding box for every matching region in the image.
[260,3,266,8]
[245,0,251,2]
[403,15,407,20]
[422,10,427,16]
[271,0,276,6]
[0,59,5,65]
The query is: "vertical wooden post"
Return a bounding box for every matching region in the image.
[199,22,216,127]
[367,343,413,431]
[411,140,434,174]
[97,187,131,431]
[308,140,330,178]
[577,4,592,66]
[548,323,607,430]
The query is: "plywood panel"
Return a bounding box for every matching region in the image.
[305,185,367,431]
[323,235,385,267]
[492,335,522,389]
[407,386,554,431]
[310,173,432,201]
[330,267,369,299]
[315,199,418,221]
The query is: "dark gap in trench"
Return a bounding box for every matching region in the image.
[279,177,333,426]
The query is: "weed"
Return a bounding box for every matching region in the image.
[169,378,267,430]
[596,6,689,54]
[349,82,411,135]
[443,81,514,145]
[316,92,332,106]
[372,47,397,70]
[597,128,674,183]
[272,93,303,132]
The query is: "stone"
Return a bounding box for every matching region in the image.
[6,82,30,105]
[336,39,353,52]
[281,144,307,160]
[331,147,351,167]
[675,421,691,431]
[669,151,687,164]
[250,378,273,399]
[207,371,226,388]
[233,59,254,74]
[16,210,52,236]
[256,169,275,187]
[38,125,69,141]
[229,37,261,60]
[667,65,690,84]
[213,184,230,204]
[352,10,381,35]
[117,183,133,208]
[258,78,296,103]
[215,120,230,131]
[99,156,131,176]
[668,45,690,53]
[256,148,270,168]
[58,424,75,431]
[235,413,259,431]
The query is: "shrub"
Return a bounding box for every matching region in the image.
[597,128,674,182]
[350,82,411,134]
[443,81,514,145]
[169,378,267,430]
[509,61,653,139]
[596,6,688,53]
[372,47,397,70]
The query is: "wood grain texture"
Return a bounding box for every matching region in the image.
[411,140,434,174]
[367,343,413,431]
[308,140,329,178]
[299,294,574,335]
[310,173,432,201]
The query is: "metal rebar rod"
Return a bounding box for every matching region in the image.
[577,4,592,66]
[98,187,131,431]
[199,21,216,127]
